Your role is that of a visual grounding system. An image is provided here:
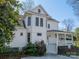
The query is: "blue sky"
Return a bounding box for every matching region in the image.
[20,0,79,30]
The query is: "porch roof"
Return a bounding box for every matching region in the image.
[47,30,72,33]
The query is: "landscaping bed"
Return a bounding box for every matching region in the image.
[0,41,46,59]
[22,41,46,56]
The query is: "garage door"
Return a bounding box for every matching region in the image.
[47,38,57,54]
[47,43,57,54]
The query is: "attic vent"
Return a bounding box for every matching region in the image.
[38,9,41,13]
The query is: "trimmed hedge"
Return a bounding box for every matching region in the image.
[0,47,19,55]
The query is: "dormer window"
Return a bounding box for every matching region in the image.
[38,9,41,13]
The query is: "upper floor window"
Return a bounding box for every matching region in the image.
[38,9,41,13]
[22,20,26,28]
[48,24,50,29]
[40,18,43,27]
[27,17,31,26]
[36,17,39,26]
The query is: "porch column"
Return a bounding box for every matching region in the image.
[57,33,59,46]
[71,34,74,45]
[64,33,66,46]
[56,33,59,54]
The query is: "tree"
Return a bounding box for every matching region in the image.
[75,28,79,40]
[21,0,35,14]
[19,0,35,28]
[0,0,20,48]
[74,27,79,47]
[62,19,74,31]
[67,0,79,16]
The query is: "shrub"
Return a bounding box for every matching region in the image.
[23,40,46,56]
[23,42,38,56]
[35,40,46,56]
[0,47,19,55]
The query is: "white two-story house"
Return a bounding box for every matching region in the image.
[9,5,73,54]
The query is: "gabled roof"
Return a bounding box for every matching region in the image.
[32,5,59,23]
[32,5,49,16]
[24,5,59,23]
[47,16,59,23]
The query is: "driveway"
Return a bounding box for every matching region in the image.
[21,55,78,59]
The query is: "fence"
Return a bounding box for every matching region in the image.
[58,46,79,55]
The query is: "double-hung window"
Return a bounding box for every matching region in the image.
[36,17,39,26]
[27,17,31,26]
[40,18,43,27]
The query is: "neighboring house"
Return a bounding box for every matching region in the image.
[10,5,73,54]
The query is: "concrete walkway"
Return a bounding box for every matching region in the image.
[21,55,78,59]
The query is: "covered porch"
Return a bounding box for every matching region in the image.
[47,30,73,54]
